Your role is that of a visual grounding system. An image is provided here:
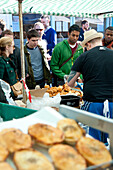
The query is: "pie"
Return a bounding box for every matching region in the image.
[0,162,14,170]
[14,149,54,170]
[76,137,112,166]
[49,144,86,170]
[57,118,85,145]
[28,123,64,148]
[0,128,32,152]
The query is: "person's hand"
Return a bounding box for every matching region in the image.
[26,74,29,78]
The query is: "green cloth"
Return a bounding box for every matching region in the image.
[50,39,83,80]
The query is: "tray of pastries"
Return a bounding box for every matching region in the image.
[0,111,112,170]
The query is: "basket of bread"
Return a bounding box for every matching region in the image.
[0,118,112,170]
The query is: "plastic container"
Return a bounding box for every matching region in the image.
[0,102,37,121]
[60,95,80,107]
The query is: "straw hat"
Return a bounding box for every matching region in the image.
[81,29,103,47]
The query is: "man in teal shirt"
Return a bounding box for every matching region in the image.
[50,24,83,86]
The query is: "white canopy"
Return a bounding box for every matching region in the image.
[0,0,113,18]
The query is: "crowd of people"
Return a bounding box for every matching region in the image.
[0,17,113,144]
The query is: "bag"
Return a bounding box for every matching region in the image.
[11,81,22,97]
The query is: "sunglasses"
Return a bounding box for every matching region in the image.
[36,29,43,31]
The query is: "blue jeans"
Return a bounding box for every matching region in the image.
[88,102,113,143]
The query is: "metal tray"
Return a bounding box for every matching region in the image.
[0,106,113,169]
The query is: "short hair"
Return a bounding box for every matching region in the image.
[41,15,50,20]
[69,24,80,33]
[105,26,113,32]
[1,29,13,37]
[34,22,44,29]
[26,29,39,39]
[81,20,88,26]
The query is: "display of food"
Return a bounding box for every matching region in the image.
[57,118,86,145]
[0,162,14,170]
[0,122,112,169]
[49,144,87,170]
[28,123,65,148]
[45,84,82,98]
[76,137,112,166]
[0,128,32,152]
[13,149,54,170]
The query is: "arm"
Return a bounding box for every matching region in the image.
[67,72,81,87]
[47,30,57,50]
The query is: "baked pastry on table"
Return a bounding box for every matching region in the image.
[0,162,14,170]
[57,118,86,145]
[49,144,86,170]
[0,144,9,161]
[13,149,54,170]
[0,128,32,153]
[76,137,112,166]
[28,123,64,148]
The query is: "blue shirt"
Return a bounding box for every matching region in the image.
[42,27,57,56]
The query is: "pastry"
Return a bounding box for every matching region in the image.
[14,149,54,170]
[0,128,32,152]
[44,85,50,88]
[57,118,85,145]
[28,123,64,148]
[0,162,14,170]
[49,144,86,170]
[76,137,112,166]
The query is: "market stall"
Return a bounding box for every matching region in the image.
[0,1,113,169]
[1,0,113,103]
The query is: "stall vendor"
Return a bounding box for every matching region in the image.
[67,29,113,145]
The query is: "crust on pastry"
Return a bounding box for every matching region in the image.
[0,162,14,170]
[49,144,86,170]
[28,123,64,148]
[14,149,54,170]
[76,137,112,166]
[57,118,85,145]
[0,128,32,152]
[0,144,9,161]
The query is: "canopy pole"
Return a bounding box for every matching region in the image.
[18,0,27,104]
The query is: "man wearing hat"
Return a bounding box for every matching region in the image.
[67,29,113,144]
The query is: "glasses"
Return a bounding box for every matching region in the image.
[36,29,43,31]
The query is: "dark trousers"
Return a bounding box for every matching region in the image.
[52,73,64,87]
[35,78,45,88]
